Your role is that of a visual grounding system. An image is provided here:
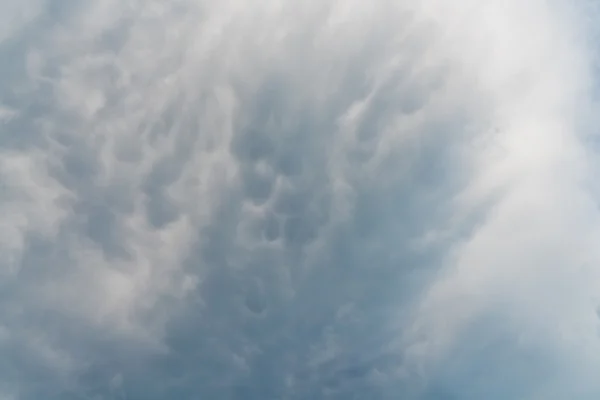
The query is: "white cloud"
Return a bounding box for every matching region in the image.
[401,0,600,396]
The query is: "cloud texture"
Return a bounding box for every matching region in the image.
[1,0,600,398]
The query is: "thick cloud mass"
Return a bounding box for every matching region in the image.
[1,0,600,399]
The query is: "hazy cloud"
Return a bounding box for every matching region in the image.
[1,0,600,399]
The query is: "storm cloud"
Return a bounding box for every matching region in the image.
[1,0,600,399]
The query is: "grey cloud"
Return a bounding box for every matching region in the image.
[1,0,600,399]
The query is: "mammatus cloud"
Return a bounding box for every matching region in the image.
[0,0,599,398]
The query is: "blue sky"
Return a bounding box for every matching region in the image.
[1,0,600,399]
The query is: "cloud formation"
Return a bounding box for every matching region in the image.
[1,0,599,398]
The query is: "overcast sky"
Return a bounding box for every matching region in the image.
[1,0,600,399]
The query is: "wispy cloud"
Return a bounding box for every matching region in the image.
[0,0,599,398]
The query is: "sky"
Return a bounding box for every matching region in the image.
[1,0,600,399]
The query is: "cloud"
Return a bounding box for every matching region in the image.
[0,0,599,399]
